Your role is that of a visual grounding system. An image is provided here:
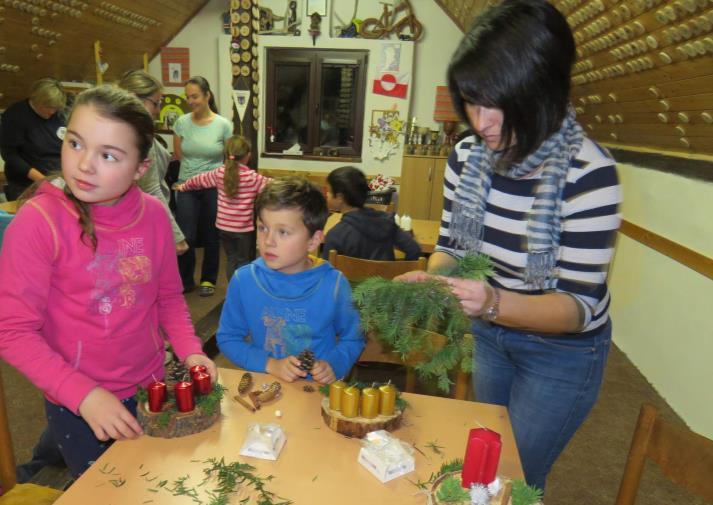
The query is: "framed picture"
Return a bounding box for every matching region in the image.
[307,0,327,16]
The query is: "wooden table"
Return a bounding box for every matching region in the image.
[324,212,441,253]
[53,368,522,504]
[0,201,17,214]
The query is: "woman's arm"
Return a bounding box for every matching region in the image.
[172,134,183,161]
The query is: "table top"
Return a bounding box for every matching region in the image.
[324,212,440,254]
[53,368,523,504]
[0,200,17,214]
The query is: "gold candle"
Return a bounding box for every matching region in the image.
[329,380,346,411]
[378,383,396,416]
[341,386,360,418]
[361,387,379,419]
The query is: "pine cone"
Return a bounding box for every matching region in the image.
[297,349,316,372]
[238,372,253,395]
[249,381,282,409]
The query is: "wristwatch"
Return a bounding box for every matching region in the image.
[482,287,501,322]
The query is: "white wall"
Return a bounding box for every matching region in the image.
[608,164,713,438]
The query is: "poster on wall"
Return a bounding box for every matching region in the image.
[161,47,190,86]
[372,72,410,99]
[379,43,401,72]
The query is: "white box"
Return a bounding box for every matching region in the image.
[239,423,286,461]
[358,443,415,483]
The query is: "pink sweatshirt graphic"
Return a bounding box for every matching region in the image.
[0,182,204,414]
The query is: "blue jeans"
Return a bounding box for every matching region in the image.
[45,397,137,479]
[472,319,612,492]
[175,188,220,289]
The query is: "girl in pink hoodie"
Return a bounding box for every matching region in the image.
[0,86,216,478]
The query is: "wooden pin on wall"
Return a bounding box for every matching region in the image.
[143,52,148,72]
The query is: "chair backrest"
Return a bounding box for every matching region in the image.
[364,202,395,213]
[0,366,18,493]
[615,403,713,505]
[327,249,426,282]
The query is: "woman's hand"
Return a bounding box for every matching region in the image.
[311,360,336,384]
[443,277,491,318]
[176,240,189,255]
[185,353,218,383]
[266,356,308,382]
[78,387,143,441]
[393,270,435,283]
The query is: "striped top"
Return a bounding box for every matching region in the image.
[437,135,622,334]
[181,165,271,233]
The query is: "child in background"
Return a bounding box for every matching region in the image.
[175,135,270,280]
[217,177,364,384]
[322,166,421,261]
[0,86,216,478]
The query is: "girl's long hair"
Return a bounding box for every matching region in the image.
[222,135,251,199]
[20,85,153,251]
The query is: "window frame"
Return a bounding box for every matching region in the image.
[264,48,368,158]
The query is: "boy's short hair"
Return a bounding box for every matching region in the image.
[255,177,328,235]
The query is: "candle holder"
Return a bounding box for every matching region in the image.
[320,382,405,438]
[135,361,225,438]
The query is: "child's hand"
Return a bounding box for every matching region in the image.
[78,387,143,441]
[185,353,218,384]
[266,356,307,382]
[173,183,185,192]
[311,360,336,384]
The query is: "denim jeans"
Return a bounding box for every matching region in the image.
[175,188,220,289]
[472,318,612,492]
[45,397,137,478]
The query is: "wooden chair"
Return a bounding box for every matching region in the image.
[364,202,395,213]
[0,366,63,503]
[328,250,470,400]
[615,403,713,505]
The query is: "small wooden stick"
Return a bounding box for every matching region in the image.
[233,395,256,413]
[248,391,262,410]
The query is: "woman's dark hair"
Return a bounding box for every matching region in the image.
[255,177,328,235]
[447,0,575,165]
[185,76,218,114]
[327,166,370,208]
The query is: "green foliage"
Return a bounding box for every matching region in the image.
[157,410,172,428]
[435,476,471,503]
[438,459,463,475]
[197,383,227,416]
[135,386,148,404]
[511,479,543,505]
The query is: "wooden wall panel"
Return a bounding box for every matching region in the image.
[553,0,713,158]
[0,0,209,108]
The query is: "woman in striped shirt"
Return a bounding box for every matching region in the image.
[399,0,622,492]
[176,135,271,280]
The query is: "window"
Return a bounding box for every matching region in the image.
[265,48,368,158]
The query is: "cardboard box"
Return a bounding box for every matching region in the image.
[357,431,415,483]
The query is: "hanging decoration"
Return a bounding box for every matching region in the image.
[309,12,322,46]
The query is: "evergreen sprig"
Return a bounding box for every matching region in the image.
[352,254,492,392]
[435,476,471,502]
[511,479,543,505]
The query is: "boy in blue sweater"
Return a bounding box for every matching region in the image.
[217,177,365,384]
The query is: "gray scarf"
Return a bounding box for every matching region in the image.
[450,107,584,289]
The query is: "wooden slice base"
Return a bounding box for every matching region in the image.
[137,400,221,438]
[320,397,402,438]
[431,471,512,505]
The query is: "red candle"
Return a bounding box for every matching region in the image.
[147,381,166,413]
[189,364,207,378]
[174,381,195,412]
[461,428,502,487]
[192,371,212,396]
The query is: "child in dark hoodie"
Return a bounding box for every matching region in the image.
[322,166,421,260]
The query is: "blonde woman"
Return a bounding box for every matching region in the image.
[1,78,66,200]
[117,69,188,255]
[176,135,271,280]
